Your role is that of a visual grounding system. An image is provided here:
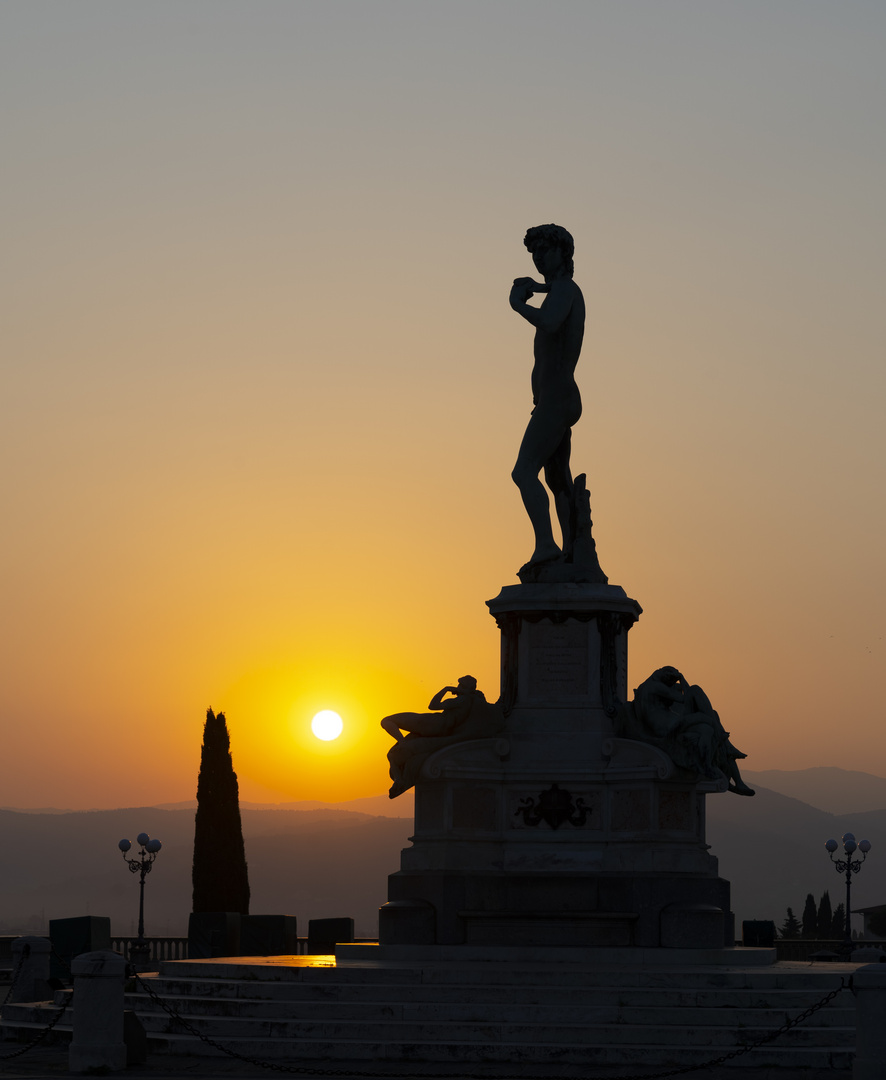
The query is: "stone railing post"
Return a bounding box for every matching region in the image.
[853,963,886,1080]
[10,936,52,1003]
[69,950,127,1074]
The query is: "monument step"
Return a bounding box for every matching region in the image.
[0,1017,854,1073]
[0,1007,854,1071]
[124,988,853,1029]
[125,1030,857,1071]
[155,957,842,990]
[151,973,848,1010]
[0,1002,68,1029]
[133,1012,855,1049]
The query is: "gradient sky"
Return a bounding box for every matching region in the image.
[3,1,884,809]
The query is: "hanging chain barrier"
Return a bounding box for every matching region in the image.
[0,942,71,1061]
[0,999,69,1062]
[0,945,28,1009]
[0,944,69,1063]
[131,969,853,1080]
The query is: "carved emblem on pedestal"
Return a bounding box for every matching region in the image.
[514,783,590,830]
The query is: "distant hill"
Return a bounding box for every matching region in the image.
[706,784,885,930]
[2,775,884,942]
[742,768,886,815]
[0,806,412,938]
[152,792,414,818]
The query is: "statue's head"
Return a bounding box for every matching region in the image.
[457,675,478,692]
[654,666,682,686]
[524,224,575,278]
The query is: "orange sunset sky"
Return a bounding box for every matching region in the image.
[3,2,884,810]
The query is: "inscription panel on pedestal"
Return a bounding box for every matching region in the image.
[611,789,652,832]
[452,786,497,831]
[658,790,693,832]
[525,621,590,701]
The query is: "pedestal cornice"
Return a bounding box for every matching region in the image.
[487,582,642,622]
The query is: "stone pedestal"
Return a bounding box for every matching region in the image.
[380,582,735,952]
[68,950,127,1075]
[853,963,886,1080]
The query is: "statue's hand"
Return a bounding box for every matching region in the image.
[510,278,536,307]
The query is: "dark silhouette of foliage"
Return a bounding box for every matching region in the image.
[816,890,833,938]
[801,893,818,938]
[780,907,802,940]
[831,902,846,939]
[192,708,250,914]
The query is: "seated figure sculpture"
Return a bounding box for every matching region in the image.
[626,666,755,796]
[381,676,505,798]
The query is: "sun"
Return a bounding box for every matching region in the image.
[311,710,344,741]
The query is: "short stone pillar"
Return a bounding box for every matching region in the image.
[68,950,127,1075]
[853,963,886,1080]
[10,936,52,1003]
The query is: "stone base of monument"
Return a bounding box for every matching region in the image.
[379,582,750,960]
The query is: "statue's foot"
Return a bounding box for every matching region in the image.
[518,544,562,577]
[389,779,408,799]
[729,782,755,797]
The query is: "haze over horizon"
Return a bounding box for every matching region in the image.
[3,2,884,810]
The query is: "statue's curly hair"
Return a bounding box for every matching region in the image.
[524,224,575,278]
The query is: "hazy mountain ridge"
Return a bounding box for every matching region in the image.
[1,792,414,819]
[152,793,414,818]
[2,769,883,939]
[0,806,411,938]
[705,784,885,928]
[743,767,886,815]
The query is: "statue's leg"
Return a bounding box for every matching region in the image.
[726,757,755,796]
[381,714,407,742]
[387,744,404,784]
[381,712,446,741]
[512,409,571,566]
[686,685,715,715]
[544,429,575,557]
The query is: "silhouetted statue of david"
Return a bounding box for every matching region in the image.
[510,225,604,584]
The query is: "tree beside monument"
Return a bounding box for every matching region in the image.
[192,708,250,915]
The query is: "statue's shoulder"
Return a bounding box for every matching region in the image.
[555,276,584,311]
[550,276,581,295]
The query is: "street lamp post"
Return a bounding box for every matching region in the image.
[119,832,162,968]
[825,832,871,957]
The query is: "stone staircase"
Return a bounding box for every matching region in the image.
[1,957,857,1072]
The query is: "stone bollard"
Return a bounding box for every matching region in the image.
[853,963,886,1080]
[68,950,127,1074]
[10,936,52,1003]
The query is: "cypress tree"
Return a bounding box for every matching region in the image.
[801,893,818,938]
[780,907,802,940]
[816,890,833,938]
[192,708,250,914]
